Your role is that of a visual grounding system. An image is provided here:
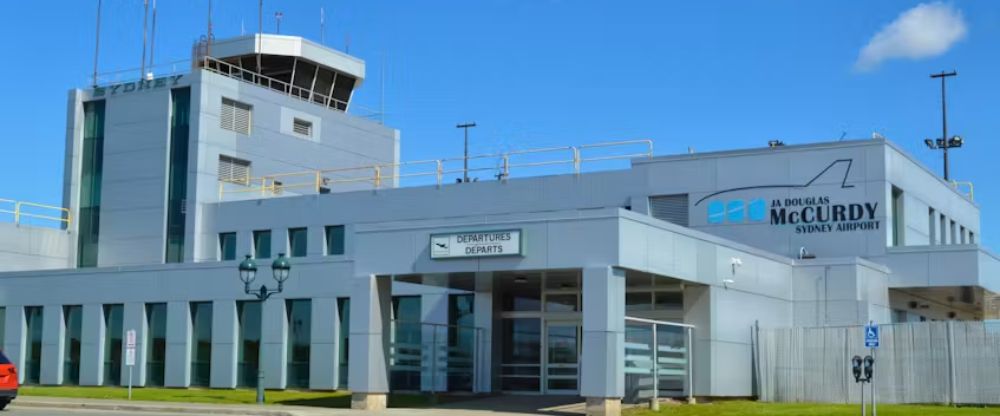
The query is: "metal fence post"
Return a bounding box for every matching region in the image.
[947,321,957,405]
[650,323,659,410]
[687,326,694,404]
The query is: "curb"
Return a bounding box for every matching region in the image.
[13,398,301,416]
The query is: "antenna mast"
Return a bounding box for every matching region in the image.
[141,0,149,78]
[92,0,103,87]
[149,0,158,73]
[320,7,326,45]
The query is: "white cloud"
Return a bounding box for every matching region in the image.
[855,2,967,71]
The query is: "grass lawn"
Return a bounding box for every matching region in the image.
[18,386,443,408]
[625,401,1000,415]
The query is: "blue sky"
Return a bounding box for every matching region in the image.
[1,1,997,246]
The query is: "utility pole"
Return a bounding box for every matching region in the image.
[275,12,283,34]
[92,0,102,87]
[456,123,477,183]
[927,71,959,180]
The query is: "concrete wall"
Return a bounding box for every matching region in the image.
[0,224,71,272]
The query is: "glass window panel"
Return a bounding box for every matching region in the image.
[286,299,311,388]
[63,305,83,385]
[145,303,167,387]
[253,230,271,259]
[165,88,191,263]
[237,301,262,387]
[547,326,578,365]
[337,298,350,388]
[447,294,475,392]
[502,318,541,365]
[501,376,540,392]
[545,294,578,312]
[625,292,653,311]
[24,306,43,384]
[219,232,237,261]
[288,228,308,258]
[325,225,345,255]
[654,291,683,311]
[77,100,105,268]
[500,273,541,312]
[0,307,5,352]
[103,304,123,386]
[390,296,421,391]
[547,378,578,391]
[544,271,579,290]
[190,302,213,386]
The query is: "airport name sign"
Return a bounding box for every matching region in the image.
[431,230,522,259]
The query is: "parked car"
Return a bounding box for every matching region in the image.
[0,350,16,410]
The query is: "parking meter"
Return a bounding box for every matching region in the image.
[851,355,863,382]
[863,355,874,381]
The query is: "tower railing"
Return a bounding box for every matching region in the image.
[0,198,71,229]
[217,139,654,201]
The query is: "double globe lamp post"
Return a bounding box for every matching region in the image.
[238,253,292,405]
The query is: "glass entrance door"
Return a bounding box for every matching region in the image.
[544,321,580,394]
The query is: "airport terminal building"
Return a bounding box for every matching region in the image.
[0,34,996,415]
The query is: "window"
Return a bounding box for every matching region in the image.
[103,304,123,386]
[237,301,262,387]
[0,307,4,350]
[390,296,422,391]
[145,303,167,387]
[448,294,475,392]
[928,208,937,245]
[253,230,271,259]
[288,228,308,258]
[24,306,43,384]
[165,88,191,264]
[190,302,213,387]
[890,186,904,246]
[960,226,967,244]
[337,298,350,388]
[286,299,312,388]
[292,118,313,137]
[940,214,947,244]
[950,220,957,245]
[220,98,252,135]
[649,194,689,226]
[325,225,345,255]
[219,232,237,261]
[970,232,976,244]
[63,305,83,385]
[78,100,106,268]
[218,155,251,184]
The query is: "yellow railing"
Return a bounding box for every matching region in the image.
[0,198,71,228]
[218,139,654,200]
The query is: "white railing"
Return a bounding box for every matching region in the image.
[217,139,654,200]
[624,317,695,407]
[88,59,193,87]
[951,180,974,201]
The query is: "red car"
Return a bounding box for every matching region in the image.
[0,350,16,410]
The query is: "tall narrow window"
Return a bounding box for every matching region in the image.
[219,232,237,261]
[960,226,967,244]
[0,307,5,349]
[940,214,947,244]
[288,228,308,258]
[145,303,167,387]
[970,232,976,244]
[950,220,957,245]
[103,304,123,386]
[78,100,106,267]
[928,208,937,245]
[890,186,904,246]
[165,88,191,263]
[325,225,345,255]
[390,296,421,391]
[337,298,350,388]
[190,302,213,387]
[286,299,312,388]
[448,295,475,392]
[63,305,83,385]
[220,98,252,135]
[253,230,271,259]
[237,301,262,387]
[24,306,43,384]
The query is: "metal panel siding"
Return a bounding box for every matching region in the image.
[649,194,689,227]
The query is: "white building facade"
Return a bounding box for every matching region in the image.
[0,34,996,416]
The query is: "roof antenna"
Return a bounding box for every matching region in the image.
[92,0,103,87]
[380,53,386,124]
[148,0,158,77]
[320,7,326,45]
[345,33,351,54]
[839,131,847,141]
[141,0,149,79]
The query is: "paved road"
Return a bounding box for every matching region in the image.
[4,408,190,416]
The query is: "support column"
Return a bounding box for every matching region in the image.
[4,306,26,384]
[349,275,391,410]
[210,300,239,388]
[79,304,105,386]
[683,285,711,397]
[165,301,192,387]
[122,303,148,387]
[261,297,288,389]
[40,305,65,385]
[309,298,338,390]
[581,266,625,416]
[473,272,493,393]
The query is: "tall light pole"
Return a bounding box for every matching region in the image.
[238,254,292,405]
[456,122,476,183]
[926,70,960,180]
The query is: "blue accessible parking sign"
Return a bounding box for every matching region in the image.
[864,323,880,348]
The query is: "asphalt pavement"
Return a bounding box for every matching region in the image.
[4,408,192,416]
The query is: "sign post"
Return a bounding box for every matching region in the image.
[126,329,137,400]
[863,322,879,416]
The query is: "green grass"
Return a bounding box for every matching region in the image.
[18,386,442,408]
[625,401,1000,416]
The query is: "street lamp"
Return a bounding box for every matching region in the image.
[237,253,292,404]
